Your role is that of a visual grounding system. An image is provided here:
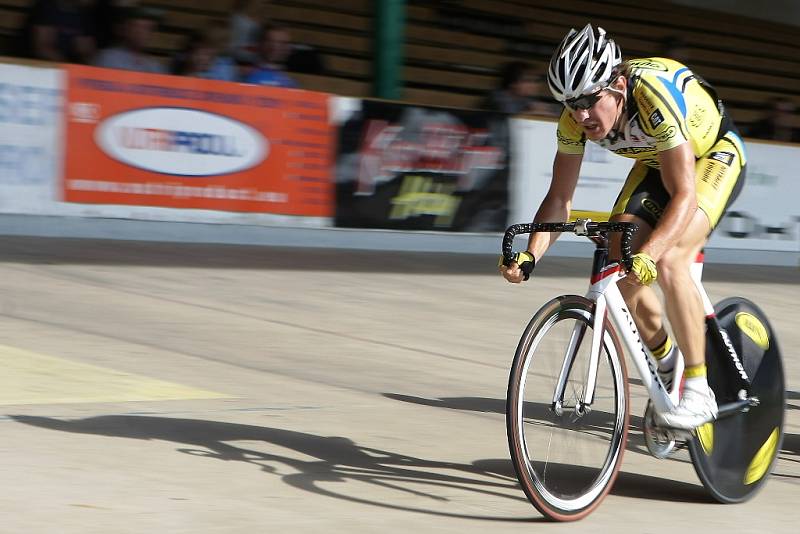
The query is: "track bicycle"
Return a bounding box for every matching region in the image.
[502,219,785,521]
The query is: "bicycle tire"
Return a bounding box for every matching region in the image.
[689,297,785,503]
[507,295,629,521]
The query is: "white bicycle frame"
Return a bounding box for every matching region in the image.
[552,256,711,417]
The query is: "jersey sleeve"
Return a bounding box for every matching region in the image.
[555,109,586,155]
[632,74,689,152]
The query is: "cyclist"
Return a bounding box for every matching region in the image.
[499,24,746,430]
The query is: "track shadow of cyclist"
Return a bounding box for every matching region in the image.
[10,414,541,521]
[787,389,799,411]
[774,432,800,481]
[381,393,722,501]
[384,393,800,486]
[383,393,715,503]
[383,393,656,455]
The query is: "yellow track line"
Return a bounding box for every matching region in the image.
[0,345,231,406]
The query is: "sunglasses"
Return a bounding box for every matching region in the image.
[564,90,604,111]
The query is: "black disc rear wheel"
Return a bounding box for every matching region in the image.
[688,297,785,502]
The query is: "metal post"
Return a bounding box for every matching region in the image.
[374,0,405,100]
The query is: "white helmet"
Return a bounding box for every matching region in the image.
[547,24,622,103]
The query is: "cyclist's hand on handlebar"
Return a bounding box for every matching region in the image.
[500,260,526,283]
[625,252,658,286]
[498,251,536,283]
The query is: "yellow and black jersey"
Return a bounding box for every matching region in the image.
[556,57,746,168]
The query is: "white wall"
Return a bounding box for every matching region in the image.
[509,117,800,254]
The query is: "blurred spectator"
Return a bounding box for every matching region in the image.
[229,0,271,64]
[243,23,297,88]
[206,24,239,81]
[484,62,558,116]
[171,26,236,81]
[661,34,690,64]
[748,97,800,143]
[90,0,138,50]
[93,6,164,73]
[17,0,96,64]
[171,31,217,79]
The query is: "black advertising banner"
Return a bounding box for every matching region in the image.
[335,100,510,231]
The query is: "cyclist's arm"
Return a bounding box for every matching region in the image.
[639,141,698,261]
[526,151,583,260]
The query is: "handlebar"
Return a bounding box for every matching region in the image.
[502,220,639,270]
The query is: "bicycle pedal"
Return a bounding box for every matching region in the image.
[644,401,678,458]
[668,428,695,441]
[652,423,693,440]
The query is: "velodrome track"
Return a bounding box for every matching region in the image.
[0,236,797,533]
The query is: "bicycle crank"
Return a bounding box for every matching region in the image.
[643,401,680,459]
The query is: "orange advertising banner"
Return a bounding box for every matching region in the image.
[63,65,333,216]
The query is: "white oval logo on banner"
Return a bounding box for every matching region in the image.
[95,107,268,176]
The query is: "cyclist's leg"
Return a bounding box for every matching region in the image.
[609,213,664,345]
[670,130,746,368]
[610,136,744,359]
[694,131,747,235]
[609,162,699,401]
[608,163,668,347]
[655,210,709,370]
[657,133,745,426]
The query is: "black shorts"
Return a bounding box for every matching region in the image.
[610,130,746,230]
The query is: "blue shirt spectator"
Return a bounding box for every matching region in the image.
[93,6,164,74]
[171,30,237,81]
[244,65,297,87]
[95,47,164,74]
[243,23,297,88]
[229,0,269,64]
[205,56,238,82]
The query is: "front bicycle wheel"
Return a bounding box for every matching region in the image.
[507,295,629,521]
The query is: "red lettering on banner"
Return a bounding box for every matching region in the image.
[355,119,504,195]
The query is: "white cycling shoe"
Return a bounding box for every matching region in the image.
[656,387,718,430]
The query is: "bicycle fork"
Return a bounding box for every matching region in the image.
[551,237,618,417]
[551,294,607,417]
[550,303,605,417]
